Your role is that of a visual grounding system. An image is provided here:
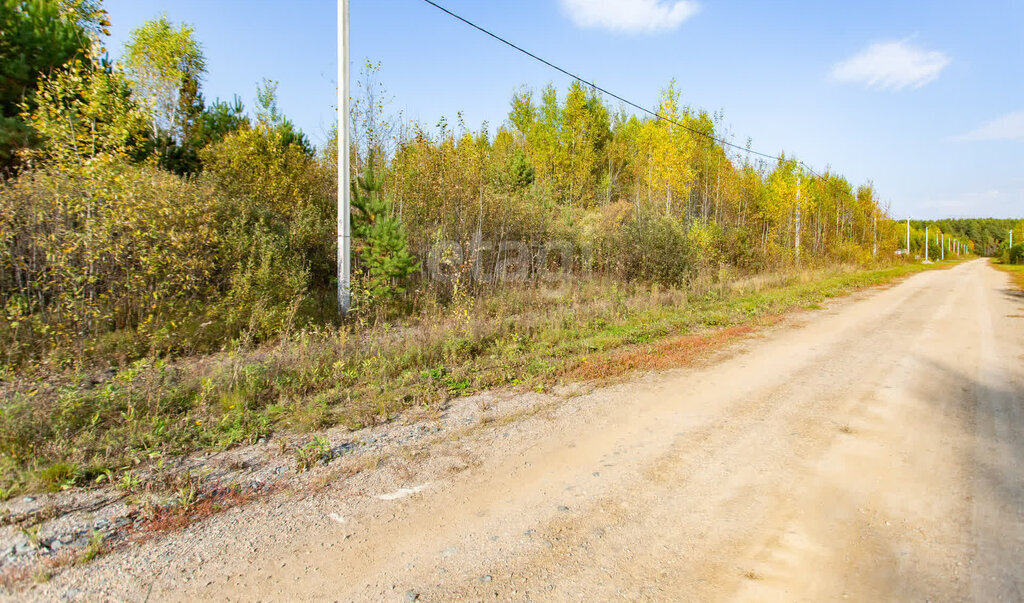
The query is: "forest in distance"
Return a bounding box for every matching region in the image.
[0,0,1021,497]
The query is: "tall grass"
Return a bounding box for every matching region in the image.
[0,262,936,497]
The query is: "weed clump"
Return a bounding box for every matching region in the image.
[294,436,332,472]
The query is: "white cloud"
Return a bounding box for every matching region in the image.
[831,40,950,90]
[560,0,699,34]
[952,110,1024,141]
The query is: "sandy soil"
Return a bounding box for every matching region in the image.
[21,259,1024,601]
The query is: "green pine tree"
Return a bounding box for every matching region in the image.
[351,165,419,305]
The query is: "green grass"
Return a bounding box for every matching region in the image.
[0,260,950,496]
[992,262,1024,291]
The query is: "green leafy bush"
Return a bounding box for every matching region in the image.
[1008,243,1024,265]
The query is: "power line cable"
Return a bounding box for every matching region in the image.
[420,0,822,176]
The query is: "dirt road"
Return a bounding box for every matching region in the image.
[34,259,1024,601]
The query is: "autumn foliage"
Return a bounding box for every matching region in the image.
[0,5,907,369]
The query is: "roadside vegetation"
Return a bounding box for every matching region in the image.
[992,264,1024,291]
[0,2,976,497]
[995,242,1024,268]
[0,261,951,497]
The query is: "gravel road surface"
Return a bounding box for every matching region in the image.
[25,259,1024,601]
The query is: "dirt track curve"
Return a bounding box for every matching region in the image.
[31,259,1024,601]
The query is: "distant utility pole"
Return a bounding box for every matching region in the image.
[872,212,877,258]
[337,0,351,315]
[941,234,945,260]
[906,219,911,254]
[925,226,929,261]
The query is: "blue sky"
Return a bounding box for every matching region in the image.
[103,0,1023,219]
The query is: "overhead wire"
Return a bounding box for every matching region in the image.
[419,0,823,176]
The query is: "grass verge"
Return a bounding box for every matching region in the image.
[0,260,954,497]
[992,262,1024,291]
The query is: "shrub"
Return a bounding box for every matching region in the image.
[0,160,219,364]
[216,219,310,341]
[595,204,694,285]
[200,121,335,335]
[1008,243,1024,265]
[0,114,343,367]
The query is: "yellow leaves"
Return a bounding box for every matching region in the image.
[1,162,220,360]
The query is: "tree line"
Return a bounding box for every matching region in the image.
[912,218,1022,259]
[1,1,918,368]
[372,73,908,289]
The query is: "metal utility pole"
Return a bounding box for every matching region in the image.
[925,226,929,261]
[337,0,351,315]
